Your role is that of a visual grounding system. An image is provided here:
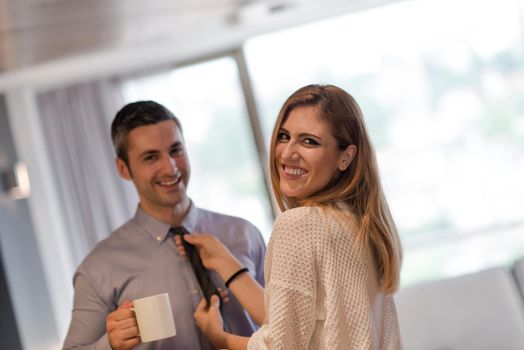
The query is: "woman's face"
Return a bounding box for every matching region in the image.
[274,105,348,200]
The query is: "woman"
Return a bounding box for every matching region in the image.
[179,84,403,349]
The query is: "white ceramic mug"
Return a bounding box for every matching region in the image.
[133,293,176,342]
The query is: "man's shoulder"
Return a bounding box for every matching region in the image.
[194,207,265,252]
[196,207,258,231]
[99,218,138,246]
[78,219,140,267]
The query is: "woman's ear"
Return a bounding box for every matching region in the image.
[338,145,357,171]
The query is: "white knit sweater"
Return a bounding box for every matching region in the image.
[247,204,402,350]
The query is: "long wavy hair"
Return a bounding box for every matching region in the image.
[269,84,402,293]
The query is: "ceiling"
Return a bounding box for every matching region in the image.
[0,0,390,74]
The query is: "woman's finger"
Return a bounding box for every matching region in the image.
[182,233,203,245]
[194,298,207,317]
[210,294,220,309]
[174,235,187,257]
[217,288,230,304]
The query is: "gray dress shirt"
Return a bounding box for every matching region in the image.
[63,202,266,350]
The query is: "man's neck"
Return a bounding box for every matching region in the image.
[139,199,191,226]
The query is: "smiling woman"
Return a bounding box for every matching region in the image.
[245,0,524,286]
[274,105,356,201]
[182,84,403,350]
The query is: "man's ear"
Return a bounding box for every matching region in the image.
[116,157,132,180]
[338,145,357,171]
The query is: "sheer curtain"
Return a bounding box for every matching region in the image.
[36,80,137,266]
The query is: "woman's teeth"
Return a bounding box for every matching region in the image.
[284,166,306,176]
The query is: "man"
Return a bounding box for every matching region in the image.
[63,101,266,350]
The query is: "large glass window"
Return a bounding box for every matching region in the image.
[245,0,524,285]
[121,57,273,240]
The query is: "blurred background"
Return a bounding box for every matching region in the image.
[0,0,523,349]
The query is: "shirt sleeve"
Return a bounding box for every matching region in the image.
[62,268,113,350]
[248,208,318,350]
[252,226,267,288]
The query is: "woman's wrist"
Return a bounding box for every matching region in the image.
[225,267,249,288]
[225,332,250,349]
[216,257,243,282]
[211,329,229,350]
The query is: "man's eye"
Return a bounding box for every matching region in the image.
[170,147,183,156]
[144,155,157,161]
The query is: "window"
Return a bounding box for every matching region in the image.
[245,0,524,285]
[121,57,274,240]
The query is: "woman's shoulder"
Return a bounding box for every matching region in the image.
[274,205,323,227]
[275,204,358,240]
[275,203,354,224]
[272,205,336,241]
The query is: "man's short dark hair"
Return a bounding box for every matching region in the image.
[111,100,182,165]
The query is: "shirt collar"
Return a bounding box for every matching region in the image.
[133,201,200,244]
[182,201,199,233]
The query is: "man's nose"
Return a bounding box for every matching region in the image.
[161,155,178,174]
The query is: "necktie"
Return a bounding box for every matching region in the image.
[170,226,220,308]
[171,226,232,334]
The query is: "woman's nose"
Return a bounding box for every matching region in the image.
[281,142,299,160]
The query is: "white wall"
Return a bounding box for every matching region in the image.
[0,95,62,350]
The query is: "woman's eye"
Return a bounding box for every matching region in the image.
[304,138,319,146]
[277,132,289,142]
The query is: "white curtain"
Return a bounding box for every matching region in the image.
[36,80,137,266]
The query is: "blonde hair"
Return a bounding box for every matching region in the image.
[269,84,402,293]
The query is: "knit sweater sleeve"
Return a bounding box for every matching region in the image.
[248,207,321,350]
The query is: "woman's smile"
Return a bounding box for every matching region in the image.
[275,105,344,200]
[282,165,308,178]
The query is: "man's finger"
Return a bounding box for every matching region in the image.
[118,317,139,330]
[119,300,133,309]
[113,308,135,321]
[107,301,134,323]
[118,336,141,350]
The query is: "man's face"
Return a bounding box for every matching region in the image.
[116,120,190,214]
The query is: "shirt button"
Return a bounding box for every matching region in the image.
[156,236,162,241]
[192,289,199,294]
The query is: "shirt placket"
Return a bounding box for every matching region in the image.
[166,233,214,350]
